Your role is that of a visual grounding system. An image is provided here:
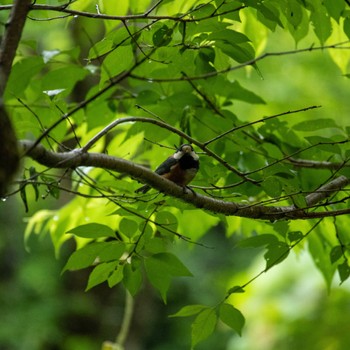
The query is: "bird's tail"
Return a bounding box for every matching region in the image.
[135,184,151,193]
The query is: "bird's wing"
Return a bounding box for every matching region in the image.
[154,156,178,175]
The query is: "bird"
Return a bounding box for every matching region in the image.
[135,144,199,194]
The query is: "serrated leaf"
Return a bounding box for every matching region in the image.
[169,304,208,318]
[219,303,245,336]
[191,309,217,348]
[67,223,116,239]
[86,261,119,290]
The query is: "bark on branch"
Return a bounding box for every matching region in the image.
[19,140,350,221]
[0,0,31,195]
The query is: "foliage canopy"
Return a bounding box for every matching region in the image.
[2,0,350,348]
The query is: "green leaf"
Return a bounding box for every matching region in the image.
[309,3,332,44]
[5,56,44,97]
[227,285,245,294]
[344,18,350,40]
[41,65,89,95]
[264,242,290,270]
[305,136,341,154]
[262,176,282,197]
[219,303,245,336]
[67,223,116,239]
[237,234,278,248]
[323,0,345,21]
[86,261,119,290]
[191,308,217,348]
[153,25,173,47]
[144,257,172,303]
[98,241,126,262]
[144,253,192,302]
[100,45,133,86]
[169,304,208,318]
[293,118,339,131]
[123,258,143,296]
[208,29,250,44]
[288,231,304,243]
[150,253,193,277]
[215,41,255,63]
[63,242,110,272]
[337,260,350,284]
[330,245,343,264]
[108,265,125,287]
[119,218,138,238]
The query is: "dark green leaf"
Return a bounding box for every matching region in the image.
[20,178,28,213]
[219,303,245,336]
[123,259,143,296]
[153,25,173,47]
[330,245,343,264]
[288,231,304,243]
[264,242,290,270]
[338,260,350,284]
[237,234,278,248]
[227,285,245,294]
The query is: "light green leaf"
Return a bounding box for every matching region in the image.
[67,223,116,239]
[219,303,245,336]
[63,242,110,272]
[191,309,217,348]
[108,265,125,287]
[309,3,332,44]
[100,45,133,86]
[169,304,208,318]
[293,118,339,131]
[149,253,193,277]
[86,261,119,290]
[144,253,192,302]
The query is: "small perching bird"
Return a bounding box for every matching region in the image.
[135,144,199,194]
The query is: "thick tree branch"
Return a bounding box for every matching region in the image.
[0,0,31,195]
[19,140,350,221]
